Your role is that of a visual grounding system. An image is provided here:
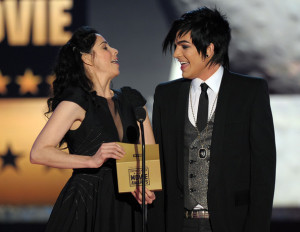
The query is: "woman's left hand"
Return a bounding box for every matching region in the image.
[131,187,156,205]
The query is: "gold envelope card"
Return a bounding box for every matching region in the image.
[116,142,162,193]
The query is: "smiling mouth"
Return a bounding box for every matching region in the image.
[179,61,189,71]
[111,59,119,64]
[180,61,189,65]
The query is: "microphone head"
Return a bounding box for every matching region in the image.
[134,106,146,122]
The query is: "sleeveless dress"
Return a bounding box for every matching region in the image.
[45,86,146,232]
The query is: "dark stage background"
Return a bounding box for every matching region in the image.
[1,0,300,231]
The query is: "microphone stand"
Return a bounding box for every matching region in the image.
[135,106,147,232]
[138,119,147,232]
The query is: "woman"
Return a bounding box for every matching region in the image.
[30,26,155,232]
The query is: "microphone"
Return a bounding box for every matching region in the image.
[134,106,146,123]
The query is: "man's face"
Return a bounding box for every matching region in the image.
[173,31,210,80]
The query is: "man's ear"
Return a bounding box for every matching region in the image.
[81,53,93,66]
[206,43,215,58]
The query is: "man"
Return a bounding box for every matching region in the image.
[149,7,276,232]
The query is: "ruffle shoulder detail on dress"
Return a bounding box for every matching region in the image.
[120,86,147,108]
[59,86,89,111]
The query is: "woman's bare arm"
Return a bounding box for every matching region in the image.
[30,101,124,169]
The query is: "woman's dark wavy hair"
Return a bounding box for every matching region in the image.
[163,7,231,69]
[46,26,98,116]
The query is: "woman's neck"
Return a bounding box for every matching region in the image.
[90,74,114,98]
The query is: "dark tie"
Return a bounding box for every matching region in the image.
[197,83,209,132]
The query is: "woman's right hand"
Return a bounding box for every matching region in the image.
[90,142,125,168]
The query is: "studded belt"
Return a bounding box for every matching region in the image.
[184,209,209,219]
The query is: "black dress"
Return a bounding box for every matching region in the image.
[45,86,146,232]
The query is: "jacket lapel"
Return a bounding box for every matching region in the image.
[208,69,231,194]
[175,79,191,190]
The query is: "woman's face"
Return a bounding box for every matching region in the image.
[89,34,119,78]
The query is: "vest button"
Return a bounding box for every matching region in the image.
[189,174,196,178]
[189,188,196,193]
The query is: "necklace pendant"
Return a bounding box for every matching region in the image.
[198,146,207,159]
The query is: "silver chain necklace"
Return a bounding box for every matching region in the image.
[189,85,218,158]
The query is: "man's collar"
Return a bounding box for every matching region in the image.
[191,65,224,93]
